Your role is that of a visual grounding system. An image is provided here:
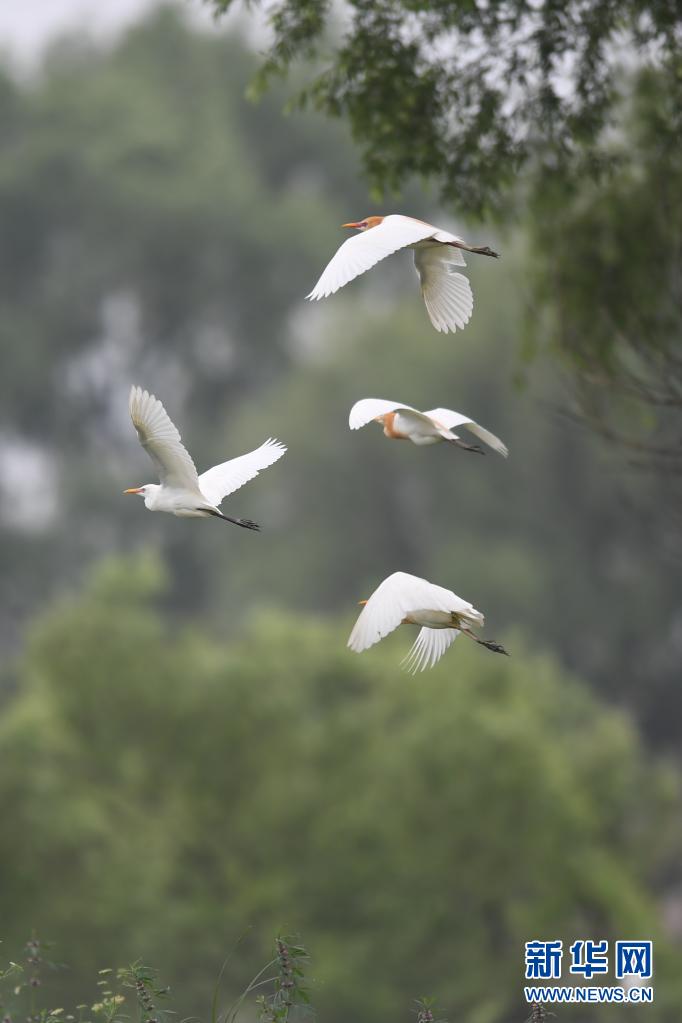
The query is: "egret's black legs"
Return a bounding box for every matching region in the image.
[468,244,499,259]
[449,438,485,455]
[450,241,500,259]
[223,515,260,531]
[205,509,261,531]
[476,638,509,656]
[461,628,509,656]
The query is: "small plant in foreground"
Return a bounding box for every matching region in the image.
[85,967,127,1023]
[2,935,553,1023]
[218,935,311,1023]
[254,938,311,1023]
[527,1003,552,1023]
[413,997,446,1023]
[0,938,65,1023]
[117,963,171,1023]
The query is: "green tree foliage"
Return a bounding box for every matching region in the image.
[528,68,682,462]
[0,6,360,436]
[206,0,681,212]
[1,555,680,1022]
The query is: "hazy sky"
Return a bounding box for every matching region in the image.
[0,0,213,65]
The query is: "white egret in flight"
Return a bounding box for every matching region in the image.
[307,214,499,333]
[124,386,286,531]
[349,398,508,456]
[348,571,508,672]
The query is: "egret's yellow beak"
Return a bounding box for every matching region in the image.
[342,221,362,229]
[358,599,368,606]
[123,487,143,495]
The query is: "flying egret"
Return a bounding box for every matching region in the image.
[349,398,508,457]
[348,571,508,672]
[307,214,499,333]
[124,386,286,530]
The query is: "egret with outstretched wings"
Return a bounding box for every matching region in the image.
[348,572,508,672]
[349,398,508,456]
[124,386,286,531]
[308,214,498,333]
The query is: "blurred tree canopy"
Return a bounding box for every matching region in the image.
[0,6,365,639]
[206,0,682,462]
[206,0,681,212]
[0,5,362,433]
[528,68,682,464]
[1,554,680,1023]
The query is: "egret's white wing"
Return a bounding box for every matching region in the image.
[422,407,474,431]
[129,386,200,490]
[198,438,286,507]
[463,422,509,457]
[401,627,460,673]
[424,407,509,457]
[414,247,473,333]
[349,398,423,430]
[348,571,464,654]
[307,215,439,300]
